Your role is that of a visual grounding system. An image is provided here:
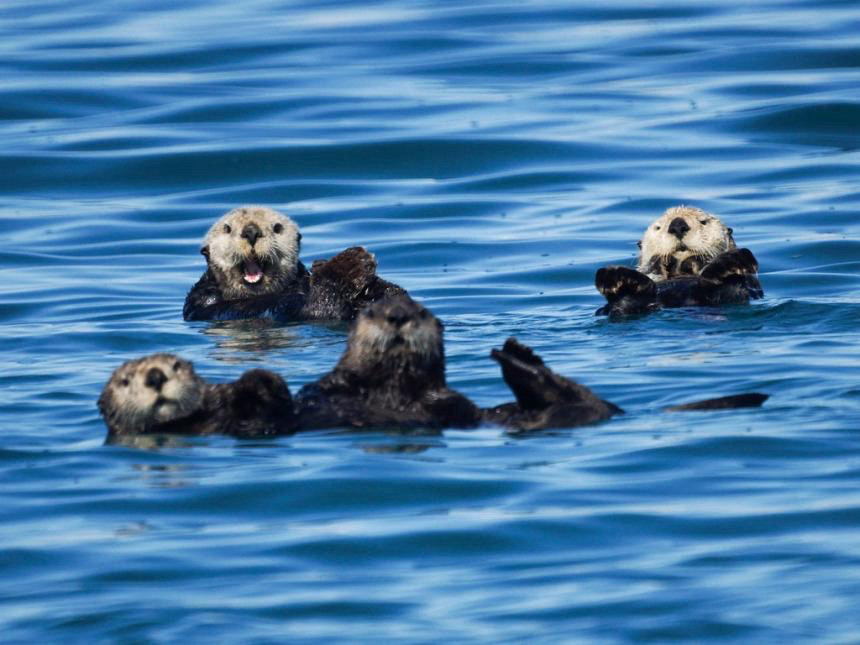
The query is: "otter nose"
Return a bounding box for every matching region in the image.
[241,223,262,247]
[145,367,167,392]
[386,306,412,328]
[668,217,690,239]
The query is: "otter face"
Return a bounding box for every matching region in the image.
[344,295,443,370]
[98,354,204,435]
[201,206,301,300]
[637,206,736,280]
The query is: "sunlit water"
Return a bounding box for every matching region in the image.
[2,0,860,640]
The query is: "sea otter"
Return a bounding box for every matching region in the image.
[98,353,297,441]
[292,295,768,433]
[294,295,483,430]
[183,206,406,321]
[595,206,763,316]
[483,337,768,432]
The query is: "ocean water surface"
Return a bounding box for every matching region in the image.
[2,0,860,641]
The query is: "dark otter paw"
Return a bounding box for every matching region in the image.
[594,266,659,316]
[596,266,656,300]
[311,247,378,295]
[700,248,758,281]
[700,248,763,299]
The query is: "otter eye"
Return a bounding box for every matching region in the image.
[365,309,375,319]
[655,226,661,230]
[223,224,232,234]
[273,223,283,234]
[700,219,709,224]
[120,378,130,387]
[173,361,182,372]
[637,241,642,249]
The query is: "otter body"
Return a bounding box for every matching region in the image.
[98,354,296,441]
[483,338,768,432]
[595,206,763,317]
[183,206,405,322]
[294,295,482,430]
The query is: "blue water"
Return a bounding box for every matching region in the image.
[2,0,860,640]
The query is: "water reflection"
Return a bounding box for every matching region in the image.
[202,319,302,361]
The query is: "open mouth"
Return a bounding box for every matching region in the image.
[242,256,265,285]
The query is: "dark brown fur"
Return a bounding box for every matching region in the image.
[483,338,768,432]
[596,248,763,317]
[294,295,482,430]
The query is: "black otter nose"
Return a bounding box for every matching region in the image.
[145,367,167,392]
[668,217,690,239]
[241,223,262,247]
[386,306,412,328]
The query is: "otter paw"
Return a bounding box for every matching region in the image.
[312,246,378,294]
[595,266,657,301]
[700,248,758,281]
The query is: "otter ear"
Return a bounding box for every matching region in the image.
[200,245,210,260]
[727,227,734,236]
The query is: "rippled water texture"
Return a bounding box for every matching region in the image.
[2,0,860,641]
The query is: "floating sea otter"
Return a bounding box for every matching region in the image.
[294,295,483,430]
[98,354,296,442]
[595,206,763,317]
[183,206,405,321]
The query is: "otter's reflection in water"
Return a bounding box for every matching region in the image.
[202,319,303,361]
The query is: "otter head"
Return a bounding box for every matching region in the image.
[98,354,205,436]
[636,206,736,280]
[200,206,302,300]
[340,295,445,388]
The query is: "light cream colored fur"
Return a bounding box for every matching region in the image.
[101,354,203,432]
[637,205,736,280]
[202,206,301,299]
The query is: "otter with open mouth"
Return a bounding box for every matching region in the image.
[183,206,406,321]
[98,353,297,441]
[595,205,763,317]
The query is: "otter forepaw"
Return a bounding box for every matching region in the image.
[594,266,659,316]
[700,248,758,281]
[312,247,378,294]
[700,248,763,299]
[596,266,656,300]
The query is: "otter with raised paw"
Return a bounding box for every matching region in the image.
[183,206,406,321]
[595,206,763,317]
[483,337,769,432]
[294,295,483,430]
[98,353,297,441]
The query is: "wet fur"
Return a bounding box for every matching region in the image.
[294,295,482,430]
[483,338,768,432]
[183,206,406,321]
[99,354,296,441]
[596,206,763,317]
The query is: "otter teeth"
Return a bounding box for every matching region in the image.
[243,258,263,284]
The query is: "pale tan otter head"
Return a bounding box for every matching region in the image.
[98,354,204,435]
[637,205,736,280]
[340,295,445,385]
[201,206,302,300]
